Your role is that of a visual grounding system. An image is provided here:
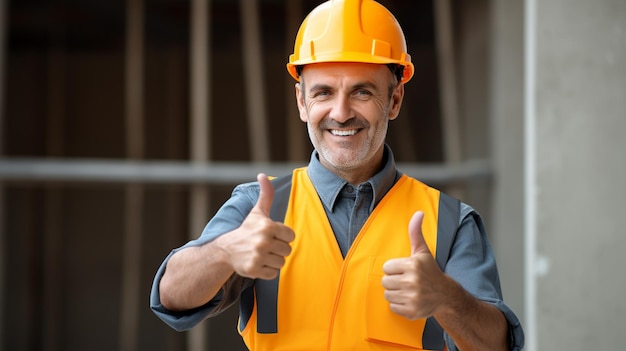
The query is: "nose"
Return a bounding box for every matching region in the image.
[328,94,353,123]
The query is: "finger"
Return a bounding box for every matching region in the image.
[381,274,403,290]
[254,173,274,216]
[382,258,406,275]
[408,211,428,255]
[273,226,296,244]
[269,240,293,257]
[263,253,287,270]
[256,266,280,280]
[383,289,406,304]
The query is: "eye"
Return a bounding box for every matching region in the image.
[354,89,373,98]
[311,90,331,99]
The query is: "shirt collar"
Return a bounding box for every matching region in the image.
[306,144,400,212]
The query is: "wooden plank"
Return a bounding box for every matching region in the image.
[188,0,211,349]
[191,0,210,162]
[42,186,63,351]
[42,13,66,348]
[0,0,7,347]
[285,0,305,162]
[125,0,145,160]
[121,183,144,351]
[240,0,269,162]
[165,46,187,350]
[0,186,4,348]
[120,0,144,350]
[434,0,462,164]
[434,0,465,199]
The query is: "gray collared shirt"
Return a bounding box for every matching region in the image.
[307,145,400,256]
[150,144,525,350]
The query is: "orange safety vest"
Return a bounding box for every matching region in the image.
[238,168,460,351]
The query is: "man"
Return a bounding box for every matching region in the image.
[150,0,524,350]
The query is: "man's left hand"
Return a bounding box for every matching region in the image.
[381,211,450,320]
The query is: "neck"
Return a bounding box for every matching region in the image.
[323,148,386,185]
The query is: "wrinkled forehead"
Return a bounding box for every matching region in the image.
[299,62,396,85]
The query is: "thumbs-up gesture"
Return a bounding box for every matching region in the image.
[382,211,447,320]
[220,173,295,280]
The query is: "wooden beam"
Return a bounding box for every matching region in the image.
[240,0,269,162]
[42,9,67,348]
[0,185,4,348]
[0,0,7,347]
[434,0,465,198]
[188,0,211,349]
[120,0,144,350]
[191,0,211,163]
[435,0,462,164]
[285,0,305,162]
[165,45,187,350]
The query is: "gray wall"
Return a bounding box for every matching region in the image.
[534,0,626,349]
[490,0,526,331]
[492,0,626,349]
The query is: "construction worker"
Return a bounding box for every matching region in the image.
[150,0,524,350]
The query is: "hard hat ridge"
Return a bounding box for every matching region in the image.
[286,0,414,83]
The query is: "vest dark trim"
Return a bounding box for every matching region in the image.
[422,191,461,350]
[255,276,280,333]
[241,174,292,334]
[268,174,293,223]
[435,192,460,270]
[237,175,292,333]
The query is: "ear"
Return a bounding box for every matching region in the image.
[388,83,404,121]
[295,82,307,122]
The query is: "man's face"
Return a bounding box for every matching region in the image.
[296,62,404,183]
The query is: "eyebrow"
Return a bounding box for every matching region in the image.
[352,82,380,92]
[307,81,380,94]
[307,83,332,93]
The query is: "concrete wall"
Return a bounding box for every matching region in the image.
[493,0,626,349]
[490,0,526,332]
[533,0,626,349]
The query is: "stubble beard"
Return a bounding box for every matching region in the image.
[308,119,388,176]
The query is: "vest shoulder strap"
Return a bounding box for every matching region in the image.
[218,174,293,328]
[268,174,293,223]
[435,191,461,271]
[250,173,294,334]
[422,190,461,350]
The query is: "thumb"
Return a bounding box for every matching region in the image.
[408,211,428,255]
[253,173,274,216]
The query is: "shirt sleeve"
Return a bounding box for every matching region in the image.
[442,204,525,351]
[149,182,260,331]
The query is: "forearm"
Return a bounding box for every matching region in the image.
[159,238,234,311]
[434,276,509,351]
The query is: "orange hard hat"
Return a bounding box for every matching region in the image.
[286,0,414,84]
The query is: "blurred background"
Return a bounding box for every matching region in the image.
[0,0,624,350]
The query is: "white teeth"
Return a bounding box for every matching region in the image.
[330,129,358,136]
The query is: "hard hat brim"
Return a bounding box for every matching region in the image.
[286,53,414,84]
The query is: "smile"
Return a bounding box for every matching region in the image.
[330,129,359,136]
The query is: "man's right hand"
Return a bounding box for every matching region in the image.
[216,173,295,280]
